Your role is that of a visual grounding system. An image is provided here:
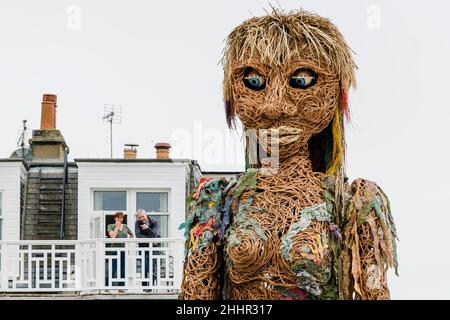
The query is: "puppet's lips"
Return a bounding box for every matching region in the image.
[259,126,304,145]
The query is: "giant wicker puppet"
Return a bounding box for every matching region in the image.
[180,9,398,300]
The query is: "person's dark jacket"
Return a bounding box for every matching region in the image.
[135,216,159,239]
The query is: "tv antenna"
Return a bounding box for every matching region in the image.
[16,120,28,150]
[11,120,32,161]
[103,105,122,158]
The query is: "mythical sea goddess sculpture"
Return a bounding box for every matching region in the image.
[180,9,398,300]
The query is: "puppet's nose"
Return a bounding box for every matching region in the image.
[262,103,282,119]
[262,80,296,118]
[261,102,297,119]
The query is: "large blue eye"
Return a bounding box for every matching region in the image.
[290,68,317,89]
[243,68,266,91]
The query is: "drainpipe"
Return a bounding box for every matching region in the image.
[60,147,69,239]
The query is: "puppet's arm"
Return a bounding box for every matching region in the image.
[179,178,232,300]
[342,179,398,300]
[181,242,222,299]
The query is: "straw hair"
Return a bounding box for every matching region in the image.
[326,108,345,176]
[222,9,357,128]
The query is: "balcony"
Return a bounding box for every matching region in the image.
[0,238,184,298]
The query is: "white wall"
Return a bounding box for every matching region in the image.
[76,161,190,240]
[0,161,25,241]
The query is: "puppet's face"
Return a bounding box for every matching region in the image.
[230,54,340,159]
[224,11,356,163]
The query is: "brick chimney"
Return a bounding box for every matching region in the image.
[29,93,68,161]
[124,144,138,159]
[40,94,57,129]
[154,143,171,159]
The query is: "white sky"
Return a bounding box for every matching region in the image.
[1,0,450,299]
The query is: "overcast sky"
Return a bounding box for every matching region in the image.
[1,0,450,299]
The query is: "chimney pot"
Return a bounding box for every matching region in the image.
[154,142,171,159]
[40,93,57,130]
[124,143,138,160]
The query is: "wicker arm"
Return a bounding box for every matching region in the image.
[180,242,222,299]
[341,179,398,300]
[179,177,233,300]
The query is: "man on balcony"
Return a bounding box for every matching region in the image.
[135,209,159,289]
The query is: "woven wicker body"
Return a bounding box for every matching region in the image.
[180,9,398,300]
[224,155,331,300]
[180,158,397,300]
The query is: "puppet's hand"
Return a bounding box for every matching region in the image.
[342,179,398,300]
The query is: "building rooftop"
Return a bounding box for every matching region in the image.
[201,170,243,174]
[0,158,29,168]
[73,158,195,164]
[0,158,27,162]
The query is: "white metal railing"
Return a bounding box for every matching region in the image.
[0,238,184,293]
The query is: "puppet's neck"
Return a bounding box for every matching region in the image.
[260,144,313,173]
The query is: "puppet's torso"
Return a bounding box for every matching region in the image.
[223,155,339,300]
[181,157,397,300]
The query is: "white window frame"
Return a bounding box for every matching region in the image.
[135,189,170,237]
[91,189,130,239]
[89,188,171,238]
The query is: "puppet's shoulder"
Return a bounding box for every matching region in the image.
[322,176,392,213]
[321,175,396,238]
[180,174,244,254]
[346,178,392,218]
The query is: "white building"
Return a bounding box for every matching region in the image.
[75,158,197,241]
[0,159,27,241]
[0,94,238,298]
[0,156,204,297]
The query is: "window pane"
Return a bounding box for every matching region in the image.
[0,219,2,240]
[94,191,126,211]
[136,192,168,212]
[0,192,2,217]
[148,215,168,238]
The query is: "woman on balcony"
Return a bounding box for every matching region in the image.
[106,211,135,288]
